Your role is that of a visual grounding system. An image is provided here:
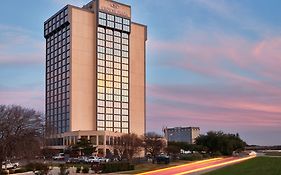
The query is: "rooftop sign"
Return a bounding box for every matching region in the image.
[99,0,131,18]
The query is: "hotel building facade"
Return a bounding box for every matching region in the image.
[44,0,146,155]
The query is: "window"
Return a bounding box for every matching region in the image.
[122,70,128,76]
[114,122,121,127]
[123,25,130,32]
[106,87,113,94]
[98,86,105,93]
[114,115,121,121]
[122,96,128,102]
[116,16,122,23]
[106,35,113,41]
[98,93,105,100]
[98,39,105,46]
[106,115,113,120]
[90,136,97,145]
[98,27,105,33]
[122,103,128,109]
[115,23,122,30]
[114,108,121,114]
[98,121,105,128]
[98,60,105,66]
[106,108,113,114]
[98,33,105,40]
[114,37,121,43]
[106,29,113,35]
[123,19,130,25]
[114,31,121,37]
[106,121,113,127]
[106,94,113,100]
[108,14,114,21]
[98,73,105,79]
[122,115,129,121]
[99,19,106,26]
[99,12,106,19]
[98,135,104,145]
[97,114,105,120]
[107,21,114,28]
[122,109,128,115]
[98,46,105,53]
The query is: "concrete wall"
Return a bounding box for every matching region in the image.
[70,7,97,131]
[129,23,147,136]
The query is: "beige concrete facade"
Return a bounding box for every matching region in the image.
[70,7,97,131]
[129,23,147,135]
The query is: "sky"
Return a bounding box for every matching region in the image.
[0,0,281,146]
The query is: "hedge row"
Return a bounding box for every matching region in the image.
[100,162,134,173]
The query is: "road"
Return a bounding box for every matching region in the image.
[138,156,255,175]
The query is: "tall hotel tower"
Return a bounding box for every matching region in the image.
[44,0,146,154]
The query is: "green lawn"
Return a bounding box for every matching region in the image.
[204,157,281,175]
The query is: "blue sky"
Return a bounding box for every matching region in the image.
[1,0,281,145]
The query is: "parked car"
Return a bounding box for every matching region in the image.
[52,153,65,160]
[155,154,170,164]
[87,156,100,163]
[78,156,89,163]
[98,157,109,163]
[2,161,19,169]
[66,157,79,163]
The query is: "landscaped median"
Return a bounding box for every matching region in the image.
[204,156,281,175]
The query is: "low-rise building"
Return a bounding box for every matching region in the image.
[163,127,200,144]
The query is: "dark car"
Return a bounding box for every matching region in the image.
[155,155,170,164]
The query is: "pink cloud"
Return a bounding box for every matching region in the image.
[150,33,281,82]
[0,89,44,112]
[147,85,281,132]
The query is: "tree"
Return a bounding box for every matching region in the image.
[143,132,166,163]
[113,133,143,162]
[195,131,246,156]
[0,105,43,171]
[66,138,95,157]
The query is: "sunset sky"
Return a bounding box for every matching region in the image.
[0,0,281,145]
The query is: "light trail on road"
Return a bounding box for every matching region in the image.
[138,156,256,175]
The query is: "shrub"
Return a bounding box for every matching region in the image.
[9,169,15,174]
[82,166,89,173]
[76,166,81,173]
[179,153,203,161]
[25,162,49,172]
[0,170,9,175]
[212,151,222,157]
[14,168,28,173]
[101,162,134,173]
[59,164,69,175]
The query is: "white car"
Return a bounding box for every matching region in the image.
[2,161,19,169]
[98,157,109,163]
[249,151,257,156]
[87,156,100,163]
[52,153,65,160]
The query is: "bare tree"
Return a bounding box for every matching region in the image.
[0,105,43,171]
[143,132,166,163]
[113,133,143,162]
